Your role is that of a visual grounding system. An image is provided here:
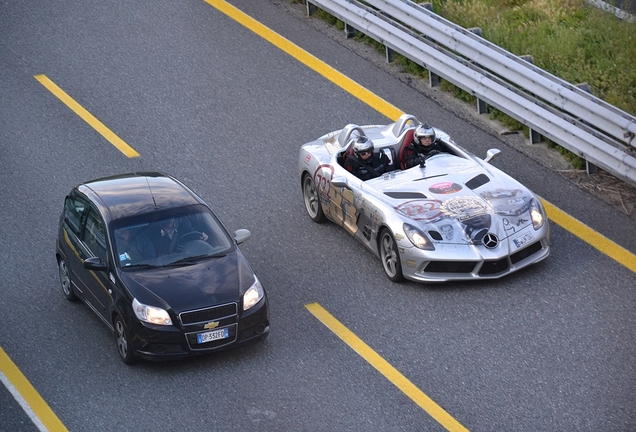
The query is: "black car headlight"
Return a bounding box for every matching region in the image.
[403,223,435,251]
[243,276,264,311]
[529,199,546,230]
[132,298,173,326]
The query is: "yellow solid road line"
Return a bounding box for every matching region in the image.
[306,303,469,432]
[0,347,68,431]
[34,74,140,158]
[205,0,636,273]
[542,199,636,272]
[204,0,403,121]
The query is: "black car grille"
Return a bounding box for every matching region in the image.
[179,303,238,326]
[510,241,543,264]
[423,240,543,276]
[425,261,476,273]
[478,258,509,275]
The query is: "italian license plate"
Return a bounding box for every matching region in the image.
[513,232,534,248]
[197,328,229,344]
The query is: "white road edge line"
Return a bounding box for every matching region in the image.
[0,371,49,432]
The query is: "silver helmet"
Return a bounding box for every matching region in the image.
[352,136,374,156]
[414,124,435,144]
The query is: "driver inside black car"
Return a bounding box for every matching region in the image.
[155,217,208,256]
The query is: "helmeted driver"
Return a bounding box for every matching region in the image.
[403,124,445,168]
[344,135,394,180]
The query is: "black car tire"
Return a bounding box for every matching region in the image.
[114,315,136,365]
[302,173,326,223]
[379,229,404,282]
[58,258,78,302]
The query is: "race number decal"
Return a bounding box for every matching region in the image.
[313,164,335,200]
[395,200,443,222]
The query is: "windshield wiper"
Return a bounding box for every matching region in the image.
[123,263,157,269]
[166,253,226,267]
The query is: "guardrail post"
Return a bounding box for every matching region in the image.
[386,47,395,63]
[428,71,440,87]
[468,28,482,38]
[344,22,356,38]
[520,55,543,144]
[477,98,488,114]
[576,82,599,174]
[468,27,487,112]
[520,55,534,64]
[529,129,542,144]
[306,1,316,16]
[421,2,433,11]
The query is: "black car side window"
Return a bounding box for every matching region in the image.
[83,209,107,263]
[64,196,87,235]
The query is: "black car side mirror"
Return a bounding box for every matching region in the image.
[84,257,107,272]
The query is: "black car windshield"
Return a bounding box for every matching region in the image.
[111,205,233,269]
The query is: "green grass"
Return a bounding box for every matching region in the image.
[426,0,636,116]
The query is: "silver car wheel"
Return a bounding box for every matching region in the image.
[114,316,136,365]
[380,230,403,282]
[58,258,78,301]
[302,174,326,223]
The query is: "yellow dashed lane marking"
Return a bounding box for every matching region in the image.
[306,303,469,431]
[35,74,139,158]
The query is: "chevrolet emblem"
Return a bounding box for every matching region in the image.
[204,321,219,330]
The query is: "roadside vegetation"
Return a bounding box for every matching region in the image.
[294,0,635,169]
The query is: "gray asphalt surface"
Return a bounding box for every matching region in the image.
[1,1,635,431]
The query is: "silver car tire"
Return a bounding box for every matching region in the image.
[302,173,326,223]
[58,258,78,302]
[379,230,404,282]
[114,315,136,365]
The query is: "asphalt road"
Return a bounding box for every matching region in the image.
[1,1,635,431]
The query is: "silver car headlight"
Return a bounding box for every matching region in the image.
[529,199,546,230]
[243,276,264,311]
[132,298,173,326]
[403,223,435,251]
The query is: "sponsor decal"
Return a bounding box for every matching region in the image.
[429,182,463,194]
[441,197,489,220]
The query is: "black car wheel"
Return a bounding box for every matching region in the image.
[379,229,404,282]
[302,173,326,223]
[58,258,78,302]
[114,315,136,365]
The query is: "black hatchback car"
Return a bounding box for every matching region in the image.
[55,172,269,364]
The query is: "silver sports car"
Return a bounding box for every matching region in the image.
[298,114,550,282]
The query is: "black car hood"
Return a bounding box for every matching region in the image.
[118,250,254,314]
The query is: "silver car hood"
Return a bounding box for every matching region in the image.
[365,155,537,244]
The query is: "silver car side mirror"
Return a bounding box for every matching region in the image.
[484,148,501,163]
[234,229,251,244]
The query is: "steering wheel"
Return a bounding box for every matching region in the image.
[424,150,441,160]
[174,231,203,252]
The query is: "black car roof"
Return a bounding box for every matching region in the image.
[78,172,204,222]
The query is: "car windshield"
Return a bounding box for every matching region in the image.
[111,205,233,269]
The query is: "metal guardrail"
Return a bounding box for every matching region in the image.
[306,0,636,188]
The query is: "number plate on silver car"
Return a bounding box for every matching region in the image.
[513,233,534,248]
